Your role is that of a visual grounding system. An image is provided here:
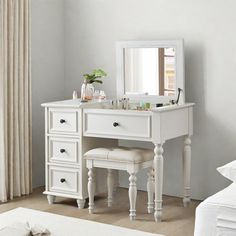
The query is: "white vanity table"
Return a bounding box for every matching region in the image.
[83,103,194,222]
[42,40,194,222]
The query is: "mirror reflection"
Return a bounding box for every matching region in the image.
[124,47,176,96]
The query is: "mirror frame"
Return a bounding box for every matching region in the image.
[116,40,185,103]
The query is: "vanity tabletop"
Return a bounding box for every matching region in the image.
[150,103,195,112]
[41,99,107,108]
[41,99,194,113]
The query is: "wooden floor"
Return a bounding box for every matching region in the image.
[0,187,200,236]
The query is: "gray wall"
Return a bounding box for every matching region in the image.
[31,0,65,187]
[64,0,236,200]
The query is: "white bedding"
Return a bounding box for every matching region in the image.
[0,208,163,236]
[194,183,236,236]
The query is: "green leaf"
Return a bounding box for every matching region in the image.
[88,79,95,83]
[93,79,103,84]
[82,69,107,83]
[93,69,107,77]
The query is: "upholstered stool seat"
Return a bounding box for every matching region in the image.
[84,147,154,220]
[85,147,154,163]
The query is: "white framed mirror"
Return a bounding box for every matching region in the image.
[116,40,185,103]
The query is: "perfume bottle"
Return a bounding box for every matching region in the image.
[81,81,87,102]
[73,90,78,99]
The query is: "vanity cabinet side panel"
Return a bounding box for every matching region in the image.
[45,107,49,191]
[151,112,162,143]
[79,109,88,199]
[161,108,189,141]
[188,107,193,136]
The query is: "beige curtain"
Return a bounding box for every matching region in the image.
[0,0,32,202]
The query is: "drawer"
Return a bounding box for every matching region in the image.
[83,110,151,139]
[49,137,79,164]
[49,166,80,194]
[49,108,79,134]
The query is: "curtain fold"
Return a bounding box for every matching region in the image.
[0,0,32,202]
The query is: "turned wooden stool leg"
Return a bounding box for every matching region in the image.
[88,168,95,214]
[147,168,154,213]
[128,172,137,220]
[107,169,114,207]
[113,170,119,194]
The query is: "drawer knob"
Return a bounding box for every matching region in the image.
[60,119,66,124]
[60,178,66,183]
[113,122,119,127]
[60,149,66,153]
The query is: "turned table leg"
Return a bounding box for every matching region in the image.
[183,136,191,207]
[128,172,137,220]
[147,168,154,213]
[154,144,164,222]
[88,168,95,214]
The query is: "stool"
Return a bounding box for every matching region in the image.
[84,147,154,220]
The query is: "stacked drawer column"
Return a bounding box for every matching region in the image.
[44,107,86,208]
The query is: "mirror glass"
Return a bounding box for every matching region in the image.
[124,47,176,96]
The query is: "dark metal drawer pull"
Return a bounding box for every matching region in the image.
[60,149,66,153]
[113,122,119,127]
[60,119,66,124]
[60,178,66,183]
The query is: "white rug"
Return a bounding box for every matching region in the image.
[0,208,163,236]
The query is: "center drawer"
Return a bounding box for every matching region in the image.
[48,137,79,164]
[83,109,151,139]
[49,166,80,195]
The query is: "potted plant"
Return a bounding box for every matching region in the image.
[81,69,107,101]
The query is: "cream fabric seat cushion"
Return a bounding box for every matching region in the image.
[84,147,154,163]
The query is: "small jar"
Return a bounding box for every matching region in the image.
[93,90,100,100]
[99,90,106,100]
